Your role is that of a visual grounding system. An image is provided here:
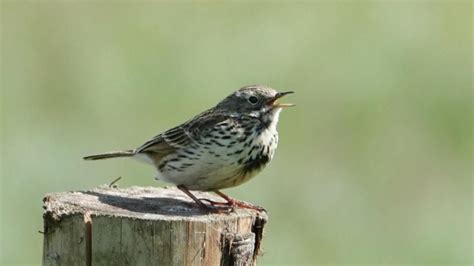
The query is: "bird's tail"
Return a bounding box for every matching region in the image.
[83,150,135,160]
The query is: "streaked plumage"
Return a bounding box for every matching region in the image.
[84,85,294,211]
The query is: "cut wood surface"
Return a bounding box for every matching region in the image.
[42,186,268,266]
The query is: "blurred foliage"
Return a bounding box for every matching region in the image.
[1,1,472,265]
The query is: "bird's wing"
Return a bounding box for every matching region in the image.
[186,112,232,137]
[136,111,230,154]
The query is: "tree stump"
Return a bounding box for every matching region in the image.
[42,186,268,266]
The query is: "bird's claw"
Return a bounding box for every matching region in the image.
[198,198,234,213]
[198,197,266,213]
[231,200,266,212]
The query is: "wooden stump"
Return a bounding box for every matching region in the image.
[42,186,268,266]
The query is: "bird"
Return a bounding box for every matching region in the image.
[84,85,294,212]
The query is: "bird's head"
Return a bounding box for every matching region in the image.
[216,85,295,121]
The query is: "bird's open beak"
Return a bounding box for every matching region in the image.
[269,91,295,108]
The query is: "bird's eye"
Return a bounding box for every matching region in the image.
[248,96,259,104]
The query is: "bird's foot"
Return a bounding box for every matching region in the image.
[177,185,265,213]
[214,190,266,212]
[200,197,266,213]
[227,199,266,212]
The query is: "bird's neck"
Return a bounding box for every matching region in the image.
[253,108,282,133]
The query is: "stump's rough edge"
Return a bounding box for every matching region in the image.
[43,185,268,221]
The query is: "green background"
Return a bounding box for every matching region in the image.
[1,1,472,265]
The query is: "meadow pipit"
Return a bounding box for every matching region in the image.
[84,85,294,211]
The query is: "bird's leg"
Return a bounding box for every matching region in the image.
[177,185,211,210]
[213,190,266,212]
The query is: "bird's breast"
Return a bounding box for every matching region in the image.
[241,126,278,174]
[153,119,279,190]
